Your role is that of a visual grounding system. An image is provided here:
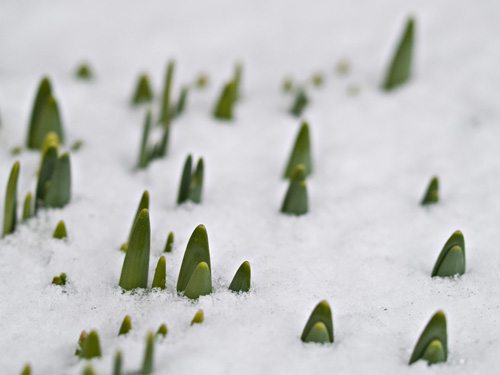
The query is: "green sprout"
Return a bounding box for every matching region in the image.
[159,60,175,125]
[409,311,447,365]
[195,73,209,89]
[82,364,96,375]
[175,86,189,116]
[20,364,31,375]
[177,154,204,204]
[123,191,149,249]
[156,324,168,338]
[118,315,132,335]
[152,256,166,289]
[10,146,22,155]
[311,72,325,87]
[336,59,351,76]
[112,351,122,375]
[26,77,64,149]
[119,209,151,290]
[53,220,67,239]
[75,63,94,80]
[3,161,20,237]
[213,80,236,121]
[301,300,334,344]
[137,111,152,169]
[44,152,71,208]
[283,122,312,178]
[282,77,294,93]
[382,17,415,91]
[77,330,102,359]
[177,225,212,299]
[132,74,153,105]
[142,332,155,375]
[228,261,251,293]
[52,273,67,286]
[431,231,465,277]
[281,165,308,216]
[191,309,204,325]
[163,231,174,253]
[35,145,71,211]
[421,176,439,205]
[71,139,84,151]
[233,63,243,101]
[289,88,309,117]
[22,192,33,222]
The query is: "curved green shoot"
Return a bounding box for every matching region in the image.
[3,161,20,237]
[152,256,166,289]
[191,309,204,325]
[431,231,465,277]
[132,74,153,105]
[283,122,312,178]
[301,300,334,343]
[421,176,439,205]
[119,315,132,335]
[229,261,251,293]
[177,225,211,292]
[163,232,174,253]
[409,310,447,365]
[382,17,415,91]
[119,209,151,290]
[281,164,308,216]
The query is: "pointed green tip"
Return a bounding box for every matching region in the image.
[284,122,312,179]
[432,231,466,277]
[409,310,447,365]
[301,300,334,343]
[304,321,330,344]
[75,63,93,80]
[79,330,102,359]
[164,231,174,253]
[118,315,132,335]
[191,309,204,325]
[132,73,154,104]
[156,324,168,337]
[152,256,166,289]
[20,364,31,375]
[229,261,251,293]
[3,161,20,237]
[421,176,439,205]
[421,339,446,365]
[184,261,212,299]
[382,16,415,91]
[53,220,67,239]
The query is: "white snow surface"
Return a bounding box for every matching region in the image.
[1,0,500,374]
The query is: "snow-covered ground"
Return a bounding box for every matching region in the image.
[1,0,500,374]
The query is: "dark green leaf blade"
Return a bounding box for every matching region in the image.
[382,17,415,91]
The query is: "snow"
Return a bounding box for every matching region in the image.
[1,0,500,373]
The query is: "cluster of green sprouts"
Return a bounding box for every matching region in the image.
[5,13,469,373]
